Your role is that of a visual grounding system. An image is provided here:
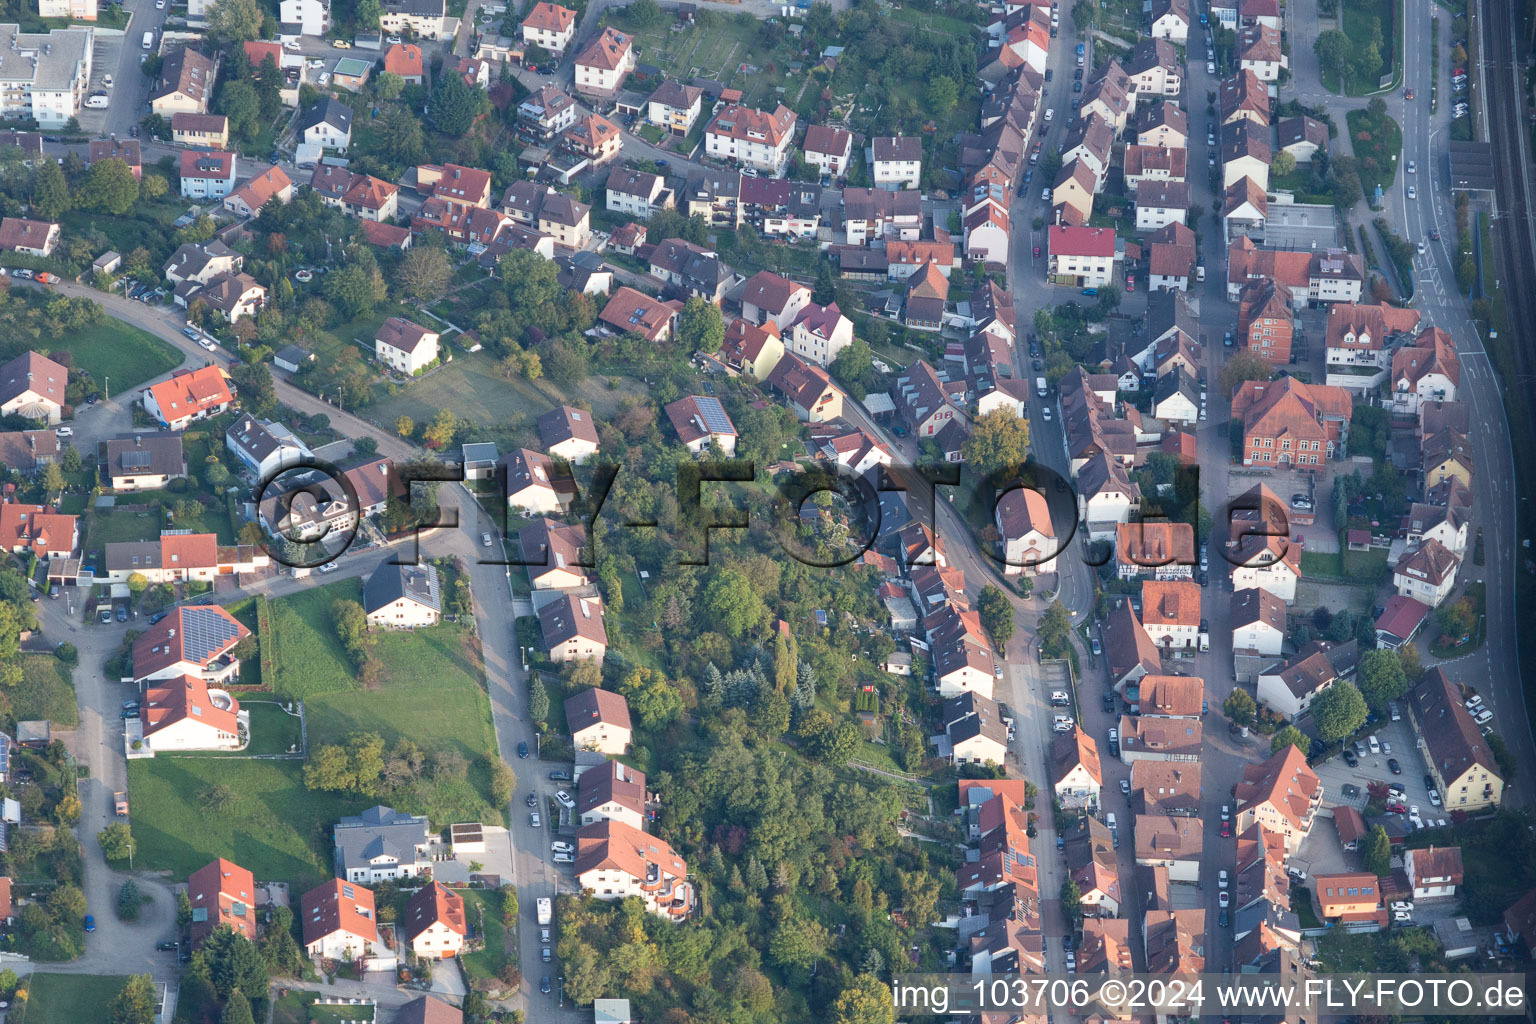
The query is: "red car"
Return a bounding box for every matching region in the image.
[1033,246,1041,257]
[1220,820,1232,838]
[1405,87,1415,100]
[1386,802,1408,814]
[1125,274,1135,292]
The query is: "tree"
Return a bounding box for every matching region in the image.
[83,158,140,215]
[375,70,404,100]
[61,444,82,473]
[677,296,725,352]
[141,173,169,199]
[829,337,878,399]
[628,0,663,27]
[1362,824,1391,876]
[1272,150,1297,177]
[1314,29,1353,84]
[230,362,277,417]
[393,247,453,302]
[118,879,142,921]
[395,416,415,439]
[1270,725,1311,756]
[1356,649,1408,713]
[108,975,157,1024]
[32,160,70,220]
[41,461,65,497]
[325,262,387,319]
[1059,879,1083,925]
[331,600,369,666]
[961,410,1031,477]
[1037,600,1073,658]
[218,79,262,142]
[924,77,958,119]
[1311,680,1368,743]
[207,0,263,41]
[220,990,256,1024]
[193,927,270,1000]
[260,906,305,978]
[702,567,765,638]
[768,898,830,969]
[356,0,381,27]
[48,883,86,921]
[1223,688,1257,727]
[1218,349,1274,397]
[376,105,426,165]
[528,675,550,722]
[1436,597,1476,641]
[832,975,896,1024]
[431,72,489,135]
[97,822,135,861]
[617,666,683,728]
[177,890,194,928]
[977,585,1015,647]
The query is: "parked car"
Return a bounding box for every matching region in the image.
[156,941,178,951]
[1343,749,1360,767]
[542,946,552,963]
[554,790,576,809]
[1218,870,1229,889]
[1388,758,1402,774]
[1218,891,1230,908]
[552,841,575,855]
[84,915,95,932]
[1120,778,1131,796]
[549,769,571,781]
[541,977,551,994]
[517,741,529,759]
[529,811,541,827]
[525,793,538,808]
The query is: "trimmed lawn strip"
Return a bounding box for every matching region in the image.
[16,973,131,1024]
[49,320,183,395]
[127,756,361,888]
[457,888,509,985]
[14,654,78,727]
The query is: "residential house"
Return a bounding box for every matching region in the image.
[0,504,76,560]
[379,0,449,39]
[0,350,66,424]
[600,286,682,343]
[565,687,631,754]
[518,84,579,139]
[739,270,812,330]
[223,165,293,218]
[152,48,215,117]
[648,238,734,304]
[521,2,576,52]
[871,135,922,189]
[573,27,635,97]
[171,112,229,149]
[893,361,965,438]
[403,881,465,959]
[1277,115,1329,163]
[301,879,382,962]
[163,239,241,287]
[1052,160,1097,226]
[131,603,250,684]
[103,532,270,585]
[1066,816,1122,916]
[1140,579,1201,650]
[646,80,703,135]
[1125,38,1182,96]
[142,366,235,430]
[279,0,330,38]
[1256,640,1358,720]
[363,560,441,629]
[785,302,853,366]
[1238,278,1294,366]
[298,96,353,150]
[803,124,853,177]
[1227,483,1303,602]
[89,138,142,180]
[102,433,186,492]
[1234,744,1322,854]
[187,858,256,947]
[1052,727,1103,810]
[1134,815,1204,883]
[540,594,607,665]
[664,395,737,454]
[766,353,844,423]
[1404,846,1463,900]
[574,819,692,919]
[1116,521,1195,580]
[704,103,797,174]
[179,150,236,199]
[937,691,1008,766]
[1135,100,1189,148]
[383,42,425,84]
[425,163,493,208]
[374,317,439,375]
[1311,872,1384,925]
[1232,587,1286,657]
[1104,597,1161,690]
[1150,0,1190,40]
[1118,715,1202,764]
[1134,180,1189,231]
[606,167,673,219]
[1423,426,1474,489]
[719,319,784,379]
[225,414,311,479]
[576,758,646,829]
[1060,114,1115,190]
[537,405,600,464]
[139,674,244,751]
[1048,225,1117,287]
[1409,668,1504,810]
[1133,761,1202,817]
[904,260,949,331]
[1393,538,1460,608]
[1222,117,1272,190]
[1229,235,1365,304]
[334,805,435,884]
[518,518,590,591]
[564,112,623,165]
[1390,327,1459,414]
[500,447,564,515]
[1238,23,1287,81]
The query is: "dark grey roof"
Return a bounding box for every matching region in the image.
[333,804,432,874]
[299,96,353,135]
[102,432,184,481]
[362,558,441,615]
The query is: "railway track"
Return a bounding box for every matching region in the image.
[1485,0,1536,376]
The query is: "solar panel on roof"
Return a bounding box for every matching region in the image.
[694,396,733,434]
[179,606,244,663]
[121,450,152,469]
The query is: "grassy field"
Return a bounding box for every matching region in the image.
[265,579,364,700]
[158,701,304,758]
[16,973,131,1024]
[49,319,184,395]
[126,756,362,887]
[270,991,374,1024]
[13,654,78,726]
[614,14,762,94]
[457,888,510,985]
[84,505,165,547]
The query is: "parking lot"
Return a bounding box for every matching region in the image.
[1311,711,1447,824]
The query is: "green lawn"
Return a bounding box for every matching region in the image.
[16,973,131,1024]
[159,701,303,758]
[1346,105,1404,195]
[13,654,78,727]
[369,351,575,433]
[1341,545,1390,583]
[48,319,184,395]
[85,505,165,547]
[126,756,363,888]
[265,579,364,700]
[457,888,509,986]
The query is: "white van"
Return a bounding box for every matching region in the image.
[1035,376,1047,398]
[142,30,154,49]
[84,93,109,109]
